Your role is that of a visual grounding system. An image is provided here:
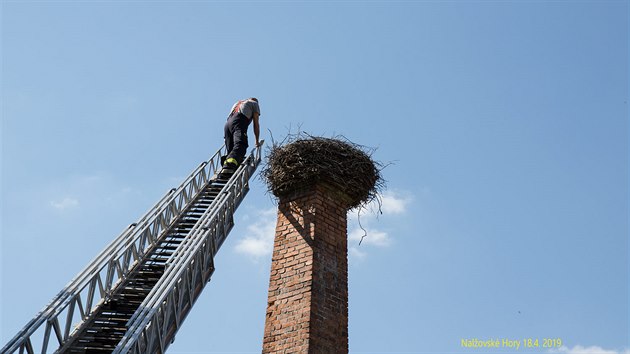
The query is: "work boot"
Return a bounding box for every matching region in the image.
[223,157,238,169]
[219,158,238,177]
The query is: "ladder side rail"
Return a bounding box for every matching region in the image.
[118,186,237,353]
[163,140,263,271]
[2,145,227,354]
[159,174,220,272]
[158,142,262,300]
[2,204,172,354]
[116,144,262,354]
[58,163,209,347]
[159,179,230,272]
[123,147,257,334]
[52,148,226,354]
[126,162,255,354]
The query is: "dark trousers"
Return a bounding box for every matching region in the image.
[224,113,250,165]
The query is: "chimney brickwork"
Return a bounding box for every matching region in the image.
[262,184,349,354]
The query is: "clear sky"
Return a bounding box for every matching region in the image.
[1,1,628,353]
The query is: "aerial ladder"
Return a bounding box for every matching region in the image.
[2,142,264,354]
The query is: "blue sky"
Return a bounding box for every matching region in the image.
[1,1,628,353]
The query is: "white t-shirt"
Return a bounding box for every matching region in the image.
[230,99,260,120]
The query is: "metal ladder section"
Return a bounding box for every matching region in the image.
[2,142,264,354]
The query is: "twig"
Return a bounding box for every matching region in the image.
[357,208,368,246]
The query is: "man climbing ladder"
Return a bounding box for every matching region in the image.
[222,97,261,174]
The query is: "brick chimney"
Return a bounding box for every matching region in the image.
[260,136,381,354]
[262,184,350,354]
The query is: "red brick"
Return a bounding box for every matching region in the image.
[262,185,349,354]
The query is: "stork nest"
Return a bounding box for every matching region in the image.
[262,134,384,209]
